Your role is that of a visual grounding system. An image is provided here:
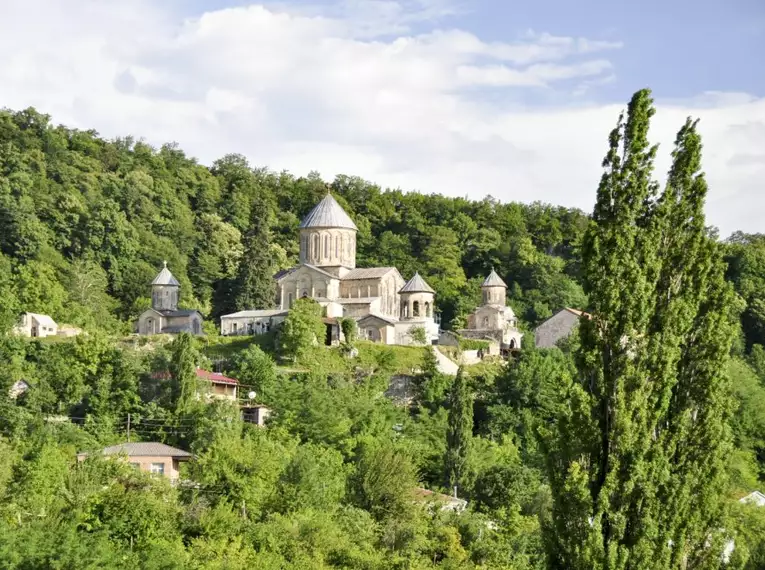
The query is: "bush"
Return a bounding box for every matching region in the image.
[458,338,491,351]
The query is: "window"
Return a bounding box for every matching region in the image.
[425,302,430,317]
[324,235,329,258]
[312,234,319,258]
[150,462,165,476]
[482,316,489,328]
[413,301,420,317]
[335,235,339,258]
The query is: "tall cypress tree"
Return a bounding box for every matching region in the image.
[170,332,200,415]
[444,366,473,495]
[232,194,276,312]
[545,89,736,569]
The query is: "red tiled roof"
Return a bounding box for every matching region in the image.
[195,369,238,385]
[150,369,238,385]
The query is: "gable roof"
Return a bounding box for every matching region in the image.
[564,307,591,319]
[221,309,288,319]
[275,264,337,282]
[25,313,57,328]
[195,369,238,385]
[299,193,358,231]
[151,262,180,286]
[399,272,435,294]
[88,442,192,459]
[482,270,507,288]
[357,314,397,326]
[739,490,765,507]
[342,267,397,280]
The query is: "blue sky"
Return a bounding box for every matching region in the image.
[1,0,763,235]
[178,0,765,101]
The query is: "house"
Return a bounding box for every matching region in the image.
[241,404,272,426]
[739,490,765,507]
[195,369,238,401]
[413,487,468,513]
[8,380,30,399]
[221,193,439,346]
[150,368,239,402]
[77,442,192,482]
[137,262,204,336]
[459,270,523,352]
[13,312,58,338]
[220,309,288,336]
[534,307,590,348]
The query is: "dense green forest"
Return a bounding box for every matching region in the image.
[1,93,765,569]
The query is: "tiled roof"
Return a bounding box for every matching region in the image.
[93,442,192,458]
[275,264,337,281]
[482,270,507,288]
[341,267,396,280]
[151,262,180,286]
[299,194,358,230]
[196,369,238,385]
[399,272,435,294]
[357,313,397,325]
[336,297,378,305]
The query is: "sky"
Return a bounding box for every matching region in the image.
[1,0,763,237]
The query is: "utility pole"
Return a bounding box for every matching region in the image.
[127,413,131,442]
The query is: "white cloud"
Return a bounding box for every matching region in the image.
[0,0,762,237]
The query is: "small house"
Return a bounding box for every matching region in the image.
[413,487,468,513]
[195,369,238,401]
[77,442,192,483]
[241,404,271,426]
[14,313,58,338]
[534,308,590,348]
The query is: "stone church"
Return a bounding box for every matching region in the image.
[459,270,523,351]
[220,193,439,345]
[137,262,204,336]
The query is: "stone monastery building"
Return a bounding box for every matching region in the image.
[221,193,440,346]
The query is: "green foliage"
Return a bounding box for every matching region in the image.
[170,333,201,414]
[408,325,428,345]
[445,368,473,494]
[279,298,325,362]
[339,316,357,346]
[546,89,738,569]
[458,338,492,351]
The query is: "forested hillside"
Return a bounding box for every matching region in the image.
[1,100,765,569]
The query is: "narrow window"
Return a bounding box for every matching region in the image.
[324,235,329,258]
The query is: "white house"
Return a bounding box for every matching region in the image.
[13,313,58,338]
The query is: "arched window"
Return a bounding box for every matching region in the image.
[424,302,430,317]
[482,316,489,328]
[413,301,420,317]
[324,235,329,258]
[335,235,339,258]
[312,235,319,259]
[288,293,294,307]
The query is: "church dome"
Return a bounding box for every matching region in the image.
[399,272,435,294]
[151,261,180,286]
[482,270,507,288]
[299,194,358,231]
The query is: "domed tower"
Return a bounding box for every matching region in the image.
[299,192,358,277]
[481,269,507,306]
[151,261,180,311]
[399,272,435,320]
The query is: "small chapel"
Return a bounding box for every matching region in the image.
[458,269,523,351]
[137,262,204,336]
[220,193,440,346]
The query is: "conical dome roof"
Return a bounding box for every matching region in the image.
[299,193,358,231]
[151,261,180,286]
[482,269,507,288]
[399,272,435,294]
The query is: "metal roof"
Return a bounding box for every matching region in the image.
[399,272,435,294]
[221,309,288,319]
[299,193,358,230]
[94,442,192,458]
[482,270,507,288]
[341,267,396,280]
[151,261,180,286]
[25,313,57,328]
